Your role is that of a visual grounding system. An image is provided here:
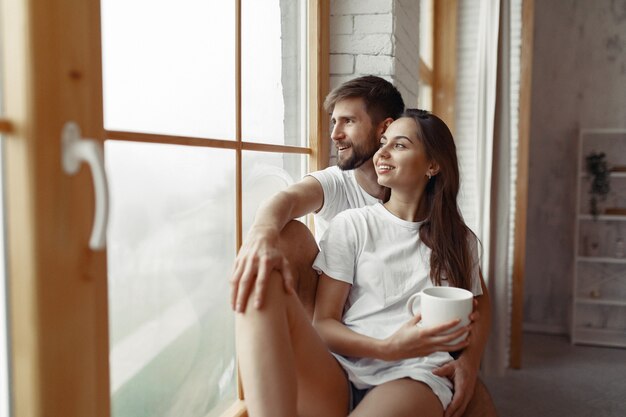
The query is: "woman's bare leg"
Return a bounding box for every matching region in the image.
[236,270,349,417]
[350,378,444,417]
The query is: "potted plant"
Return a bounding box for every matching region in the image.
[585,151,610,218]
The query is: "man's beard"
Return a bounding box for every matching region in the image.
[336,131,379,171]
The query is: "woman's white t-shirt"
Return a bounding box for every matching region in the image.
[312,203,482,408]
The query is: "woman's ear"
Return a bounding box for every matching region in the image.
[428,161,440,177]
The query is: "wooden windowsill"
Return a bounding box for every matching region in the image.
[218,400,248,417]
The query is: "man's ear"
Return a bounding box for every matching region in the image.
[378,117,394,134]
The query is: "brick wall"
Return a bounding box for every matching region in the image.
[329,0,420,106]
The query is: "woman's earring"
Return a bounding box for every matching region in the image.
[427,172,432,179]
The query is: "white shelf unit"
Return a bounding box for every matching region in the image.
[577,256,626,264]
[572,129,626,348]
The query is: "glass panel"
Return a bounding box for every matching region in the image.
[419,0,434,69]
[418,82,433,112]
[242,151,308,236]
[101,0,236,139]
[0,145,9,417]
[106,141,236,417]
[242,0,307,147]
[0,46,10,417]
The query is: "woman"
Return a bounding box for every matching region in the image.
[236,109,486,417]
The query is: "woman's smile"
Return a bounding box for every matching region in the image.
[376,163,395,174]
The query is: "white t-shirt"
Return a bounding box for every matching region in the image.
[312,203,482,408]
[307,166,381,239]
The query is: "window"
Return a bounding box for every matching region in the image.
[0,26,10,415]
[418,0,434,111]
[418,0,457,131]
[101,1,321,416]
[0,86,10,417]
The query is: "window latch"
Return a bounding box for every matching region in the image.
[61,121,109,250]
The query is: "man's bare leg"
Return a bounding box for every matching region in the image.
[462,379,498,417]
[278,220,320,319]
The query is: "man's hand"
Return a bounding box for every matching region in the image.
[468,298,480,324]
[433,357,478,417]
[230,225,295,313]
[431,297,482,417]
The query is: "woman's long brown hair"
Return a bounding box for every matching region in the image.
[403,109,479,290]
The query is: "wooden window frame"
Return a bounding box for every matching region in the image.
[104,0,329,252]
[418,0,457,134]
[1,0,329,415]
[509,0,534,369]
[104,1,330,416]
[432,0,457,134]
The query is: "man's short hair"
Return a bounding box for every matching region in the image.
[323,75,405,124]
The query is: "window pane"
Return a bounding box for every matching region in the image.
[105,141,236,417]
[419,0,434,69]
[242,0,306,147]
[242,151,308,235]
[0,36,9,416]
[101,0,236,139]
[418,82,432,111]
[0,135,9,417]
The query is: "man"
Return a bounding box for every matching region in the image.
[231,75,495,417]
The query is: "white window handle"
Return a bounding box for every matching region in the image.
[61,122,109,250]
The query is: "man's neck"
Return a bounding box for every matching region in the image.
[354,161,389,201]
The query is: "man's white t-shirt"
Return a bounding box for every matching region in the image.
[312,203,482,409]
[307,166,381,239]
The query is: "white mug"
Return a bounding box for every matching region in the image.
[406,286,473,345]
